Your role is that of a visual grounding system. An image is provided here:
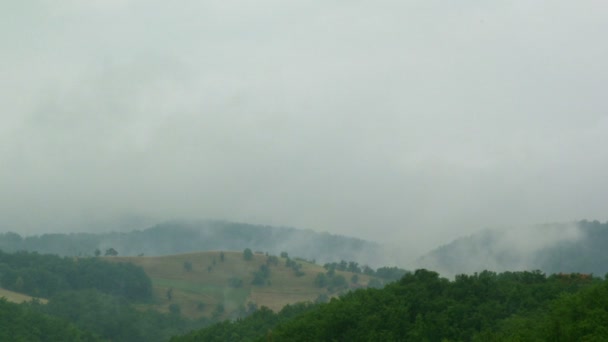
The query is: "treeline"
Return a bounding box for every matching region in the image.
[0,250,152,300]
[26,289,212,342]
[173,269,608,341]
[171,303,318,342]
[0,249,219,341]
[0,220,389,266]
[0,298,100,341]
[323,260,408,281]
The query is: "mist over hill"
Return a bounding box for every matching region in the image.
[416,220,608,277]
[4,219,608,276]
[0,220,392,267]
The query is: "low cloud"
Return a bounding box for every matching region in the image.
[1,1,607,256]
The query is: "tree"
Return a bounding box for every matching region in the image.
[183,261,193,272]
[252,265,271,286]
[94,249,101,257]
[252,273,266,286]
[229,278,243,288]
[351,274,359,284]
[220,251,225,262]
[266,255,279,266]
[315,273,328,288]
[348,261,361,274]
[243,248,254,261]
[330,275,347,289]
[104,248,118,256]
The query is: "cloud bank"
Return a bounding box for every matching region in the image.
[1,1,607,257]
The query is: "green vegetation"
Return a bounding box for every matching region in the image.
[108,250,378,318]
[243,248,254,261]
[174,269,608,341]
[5,221,608,341]
[171,303,317,342]
[0,250,152,300]
[0,249,217,341]
[0,286,47,304]
[31,289,212,342]
[0,298,99,341]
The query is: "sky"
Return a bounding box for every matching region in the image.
[1,0,607,256]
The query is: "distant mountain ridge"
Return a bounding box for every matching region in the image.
[0,220,389,267]
[416,220,608,276]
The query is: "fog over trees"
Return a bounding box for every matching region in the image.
[2,1,608,340]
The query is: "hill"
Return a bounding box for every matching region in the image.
[417,220,608,276]
[173,269,608,341]
[0,220,390,267]
[107,250,379,319]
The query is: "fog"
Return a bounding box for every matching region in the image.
[416,222,586,276]
[2,1,607,258]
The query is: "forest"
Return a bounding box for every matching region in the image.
[2,252,607,341]
[0,250,219,341]
[1,222,608,341]
[174,269,608,341]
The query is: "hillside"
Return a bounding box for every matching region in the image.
[108,251,378,319]
[0,287,47,304]
[173,269,608,341]
[417,220,608,276]
[0,220,390,267]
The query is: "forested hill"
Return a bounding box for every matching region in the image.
[417,220,608,276]
[172,269,608,341]
[0,221,388,266]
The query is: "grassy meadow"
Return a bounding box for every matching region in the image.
[109,251,376,319]
[0,287,47,304]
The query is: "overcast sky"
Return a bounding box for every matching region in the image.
[1,1,607,255]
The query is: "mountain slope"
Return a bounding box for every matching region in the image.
[417,220,608,276]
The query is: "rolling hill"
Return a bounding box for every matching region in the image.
[107,250,378,319]
[0,220,390,267]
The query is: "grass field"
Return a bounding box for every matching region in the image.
[0,287,47,304]
[109,251,376,319]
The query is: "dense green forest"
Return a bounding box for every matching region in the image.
[29,289,213,341]
[0,298,100,341]
[0,250,152,300]
[0,220,386,266]
[0,250,218,341]
[174,269,608,341]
